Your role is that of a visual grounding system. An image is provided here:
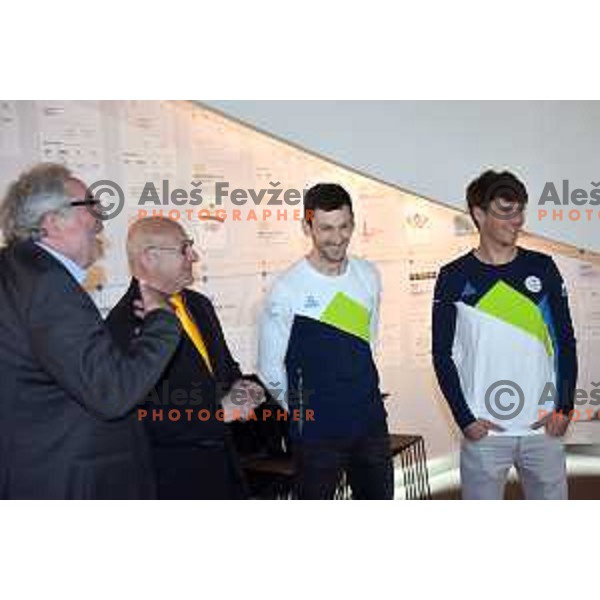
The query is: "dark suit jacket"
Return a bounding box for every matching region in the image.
[108,280,242,445]
[107,280,246,498]
[0,241,181,499]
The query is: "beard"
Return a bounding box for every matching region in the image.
[321,244,347,263]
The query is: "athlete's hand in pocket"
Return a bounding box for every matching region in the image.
[531,411,570,437]
[464,419,505,441]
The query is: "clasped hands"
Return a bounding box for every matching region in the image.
[221,379,267,422]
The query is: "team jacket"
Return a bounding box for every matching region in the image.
[258,257,388,440]
[432,247,577,435]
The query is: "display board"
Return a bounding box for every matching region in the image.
[1,100,599,461]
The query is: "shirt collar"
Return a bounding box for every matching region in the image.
[36,242,87,285]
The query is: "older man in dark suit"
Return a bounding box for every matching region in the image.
[107,217,265,499]
[0,163,181,499]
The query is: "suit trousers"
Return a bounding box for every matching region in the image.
[296,434,394,500]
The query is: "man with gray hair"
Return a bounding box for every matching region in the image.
[0,163,181,499]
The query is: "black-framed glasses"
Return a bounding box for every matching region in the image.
[146,238,195,257]
[68,196,100,208]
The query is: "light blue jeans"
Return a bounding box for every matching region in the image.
[460,434,568,500]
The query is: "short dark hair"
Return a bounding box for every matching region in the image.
[466,170,528,225]
[303,183,353,223]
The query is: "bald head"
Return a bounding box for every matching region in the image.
[127,217,185,260]
[127,217,197,294]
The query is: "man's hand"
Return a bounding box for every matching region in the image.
[531,411,570,437]
[221,379,266,422]
[135,281,174,317]
[463,419,505,441]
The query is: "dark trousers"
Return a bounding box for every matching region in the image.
[152,439,248,500]
[296,434,394,500]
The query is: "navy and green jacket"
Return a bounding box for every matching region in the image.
[258,257,388,440]
[432,247,577,434]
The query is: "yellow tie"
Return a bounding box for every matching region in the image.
[170,293,213,375]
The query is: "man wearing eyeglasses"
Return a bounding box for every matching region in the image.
[107,217,265,499]
[0,163,182,499]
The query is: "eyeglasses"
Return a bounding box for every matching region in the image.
[146,239,195,257]
[67,196,100,208]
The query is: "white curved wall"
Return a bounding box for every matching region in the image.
[203,101,600,252]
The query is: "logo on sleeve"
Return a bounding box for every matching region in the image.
[525,275,542,293]
[461,281,477,298]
